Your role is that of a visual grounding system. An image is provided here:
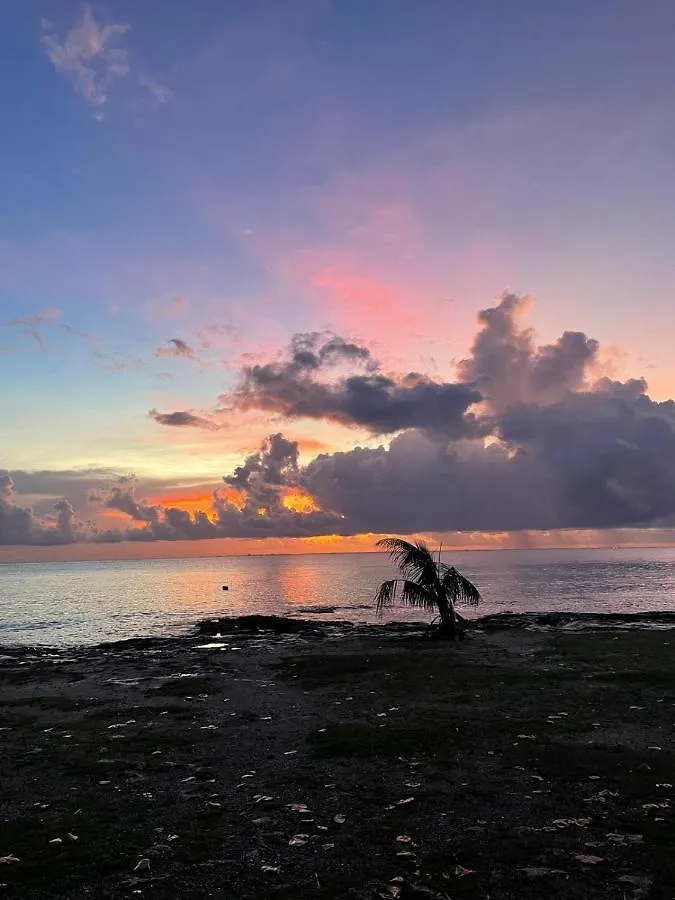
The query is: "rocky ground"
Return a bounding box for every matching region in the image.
[1,614,674,898]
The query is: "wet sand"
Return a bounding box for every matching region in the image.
[1,615,674,898]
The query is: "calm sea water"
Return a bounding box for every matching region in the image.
[2,548,675,647]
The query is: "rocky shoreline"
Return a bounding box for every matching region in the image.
[1,614,674,898]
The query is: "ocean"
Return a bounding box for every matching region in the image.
[2,548,675,646]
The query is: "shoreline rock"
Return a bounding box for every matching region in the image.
[3,610,675,655]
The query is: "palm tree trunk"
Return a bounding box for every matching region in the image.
[435,593,457,638]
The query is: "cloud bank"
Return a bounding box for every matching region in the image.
[5,294,675,546]
[1,474,85,546]
[222,330,482,435]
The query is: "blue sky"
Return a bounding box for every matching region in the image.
[2,1,675,555]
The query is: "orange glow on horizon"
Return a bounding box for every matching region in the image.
[3,529,675,566]
[96,486,321,527]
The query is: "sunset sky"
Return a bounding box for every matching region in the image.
[2,0,675,561]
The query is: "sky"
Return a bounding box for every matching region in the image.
[2,0,675,561]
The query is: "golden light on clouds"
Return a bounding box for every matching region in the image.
[146,491,215,513]
[281,488,320,514]
[483,435,501,449]
[213,487,246,511]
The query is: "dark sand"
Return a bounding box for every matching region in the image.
[1,614,674,899]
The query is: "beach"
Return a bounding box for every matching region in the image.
[1,615,674,898]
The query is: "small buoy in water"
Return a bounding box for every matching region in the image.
[222,585,228,591]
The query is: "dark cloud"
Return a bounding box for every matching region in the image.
[494,385,675,528]
[0,473,87,546]
[301,432,547,534]
[296,298,675,533]
[6,294,675,547]
[153,338,195,359]
[287,332,375,371]
[457,293,599,411]
[8,467,122,514]
[210,434,343,539]
[301,389,675,534]
[225,433,299,490]
[89,476,159,524]
[148,408,221,430]
[227,331,482,435]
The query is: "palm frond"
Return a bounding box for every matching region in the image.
[374,578,436,616]
[440,565,481,607]
[376,538,440,590]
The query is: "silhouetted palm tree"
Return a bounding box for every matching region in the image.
[374,538,481,637]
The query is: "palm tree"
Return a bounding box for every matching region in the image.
[374,538,481,638]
